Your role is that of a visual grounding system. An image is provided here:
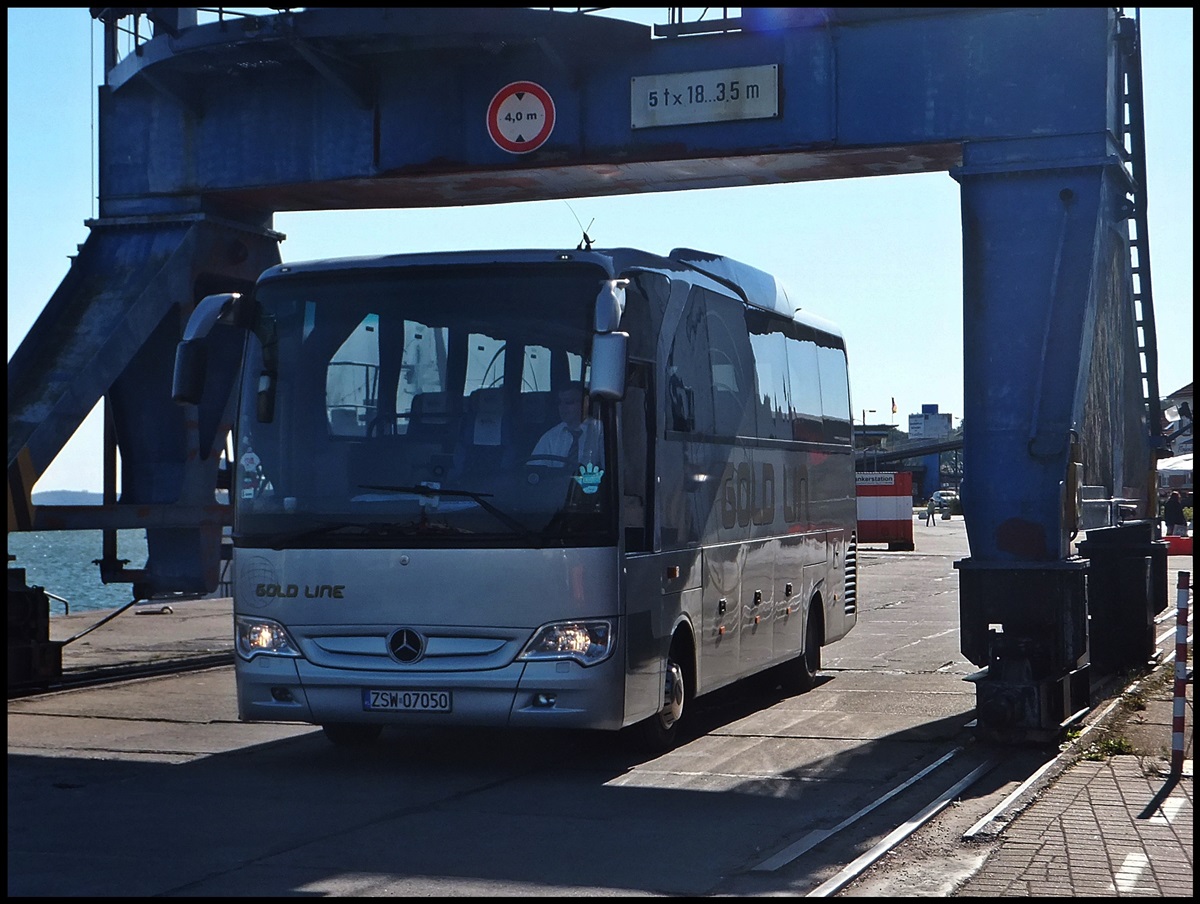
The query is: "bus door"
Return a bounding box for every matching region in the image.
[621,360,689,721]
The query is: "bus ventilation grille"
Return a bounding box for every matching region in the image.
[844,533,858,616]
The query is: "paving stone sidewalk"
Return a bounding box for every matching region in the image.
[956,643,1193,897]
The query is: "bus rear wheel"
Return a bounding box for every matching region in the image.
[321,723,383,747]
[779,611,822,695]
[637,650,688,754]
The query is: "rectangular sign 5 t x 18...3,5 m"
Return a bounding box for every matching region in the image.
[631,65,779,129]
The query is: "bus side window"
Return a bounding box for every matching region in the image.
[666,291,710,434]
[746,309,791,441]
[703,292,755,438]
[667,368,694,432]
[817,344,852,444]
[786,326,825,442]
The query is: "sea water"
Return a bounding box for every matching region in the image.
[8,530,153,616]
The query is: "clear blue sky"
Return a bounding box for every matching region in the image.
[7,8,1194,494]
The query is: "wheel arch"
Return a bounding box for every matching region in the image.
[807,589,827,648]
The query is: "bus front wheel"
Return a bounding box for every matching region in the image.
[637,648,689,754]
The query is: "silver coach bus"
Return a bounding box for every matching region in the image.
[174,247,858,751]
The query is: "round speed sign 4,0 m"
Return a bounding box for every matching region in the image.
[487,81,555,154]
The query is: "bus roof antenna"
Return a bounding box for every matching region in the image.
[565,202,595,251]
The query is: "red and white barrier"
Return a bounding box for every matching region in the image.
[1172,571,1190,776]
[856,471,914,551]
[1165,534,1192,557]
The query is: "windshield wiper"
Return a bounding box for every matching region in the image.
[359,484,533,537]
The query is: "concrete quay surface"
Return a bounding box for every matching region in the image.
[7,517,1193,897]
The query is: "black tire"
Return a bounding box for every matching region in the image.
[778,609,822,695]
[636,644,690,754]
[321,723,383,747]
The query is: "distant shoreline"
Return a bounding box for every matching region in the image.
[31,490,103,506]
[31,490,230,506]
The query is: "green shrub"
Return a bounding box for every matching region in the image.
[1081,735,1135,760]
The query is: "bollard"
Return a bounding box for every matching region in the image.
[1172,571,1190,776]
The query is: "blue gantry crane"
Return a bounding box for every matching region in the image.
[8,8,1168,739]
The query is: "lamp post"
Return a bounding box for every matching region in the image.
[862,408,876,425]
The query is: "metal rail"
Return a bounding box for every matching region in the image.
[6,653,233,700]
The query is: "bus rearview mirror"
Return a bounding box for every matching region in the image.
[172,339,207,404]
[589,331,628,400]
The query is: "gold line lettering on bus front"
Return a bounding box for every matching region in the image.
[720,462,778,529]
[255,583,345,599]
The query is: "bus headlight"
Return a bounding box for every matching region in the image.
[518,619,615,667]
[236,616,301,659]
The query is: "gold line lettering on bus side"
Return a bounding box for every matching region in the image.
[782,463,810,525]
[256,583,345,599]
[721,462,777,529]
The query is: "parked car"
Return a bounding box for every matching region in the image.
[930,490,959,512]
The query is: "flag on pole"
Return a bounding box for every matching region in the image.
[891,397,897,415]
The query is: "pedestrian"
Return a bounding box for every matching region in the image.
[925,498,936,526]
[1163,490,1188,536]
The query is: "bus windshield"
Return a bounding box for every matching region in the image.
[232,264,617,547]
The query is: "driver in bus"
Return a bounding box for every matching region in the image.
[529,381,604,469]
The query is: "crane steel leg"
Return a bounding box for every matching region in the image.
[952,142,1156,741]
[8,215,280,687]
